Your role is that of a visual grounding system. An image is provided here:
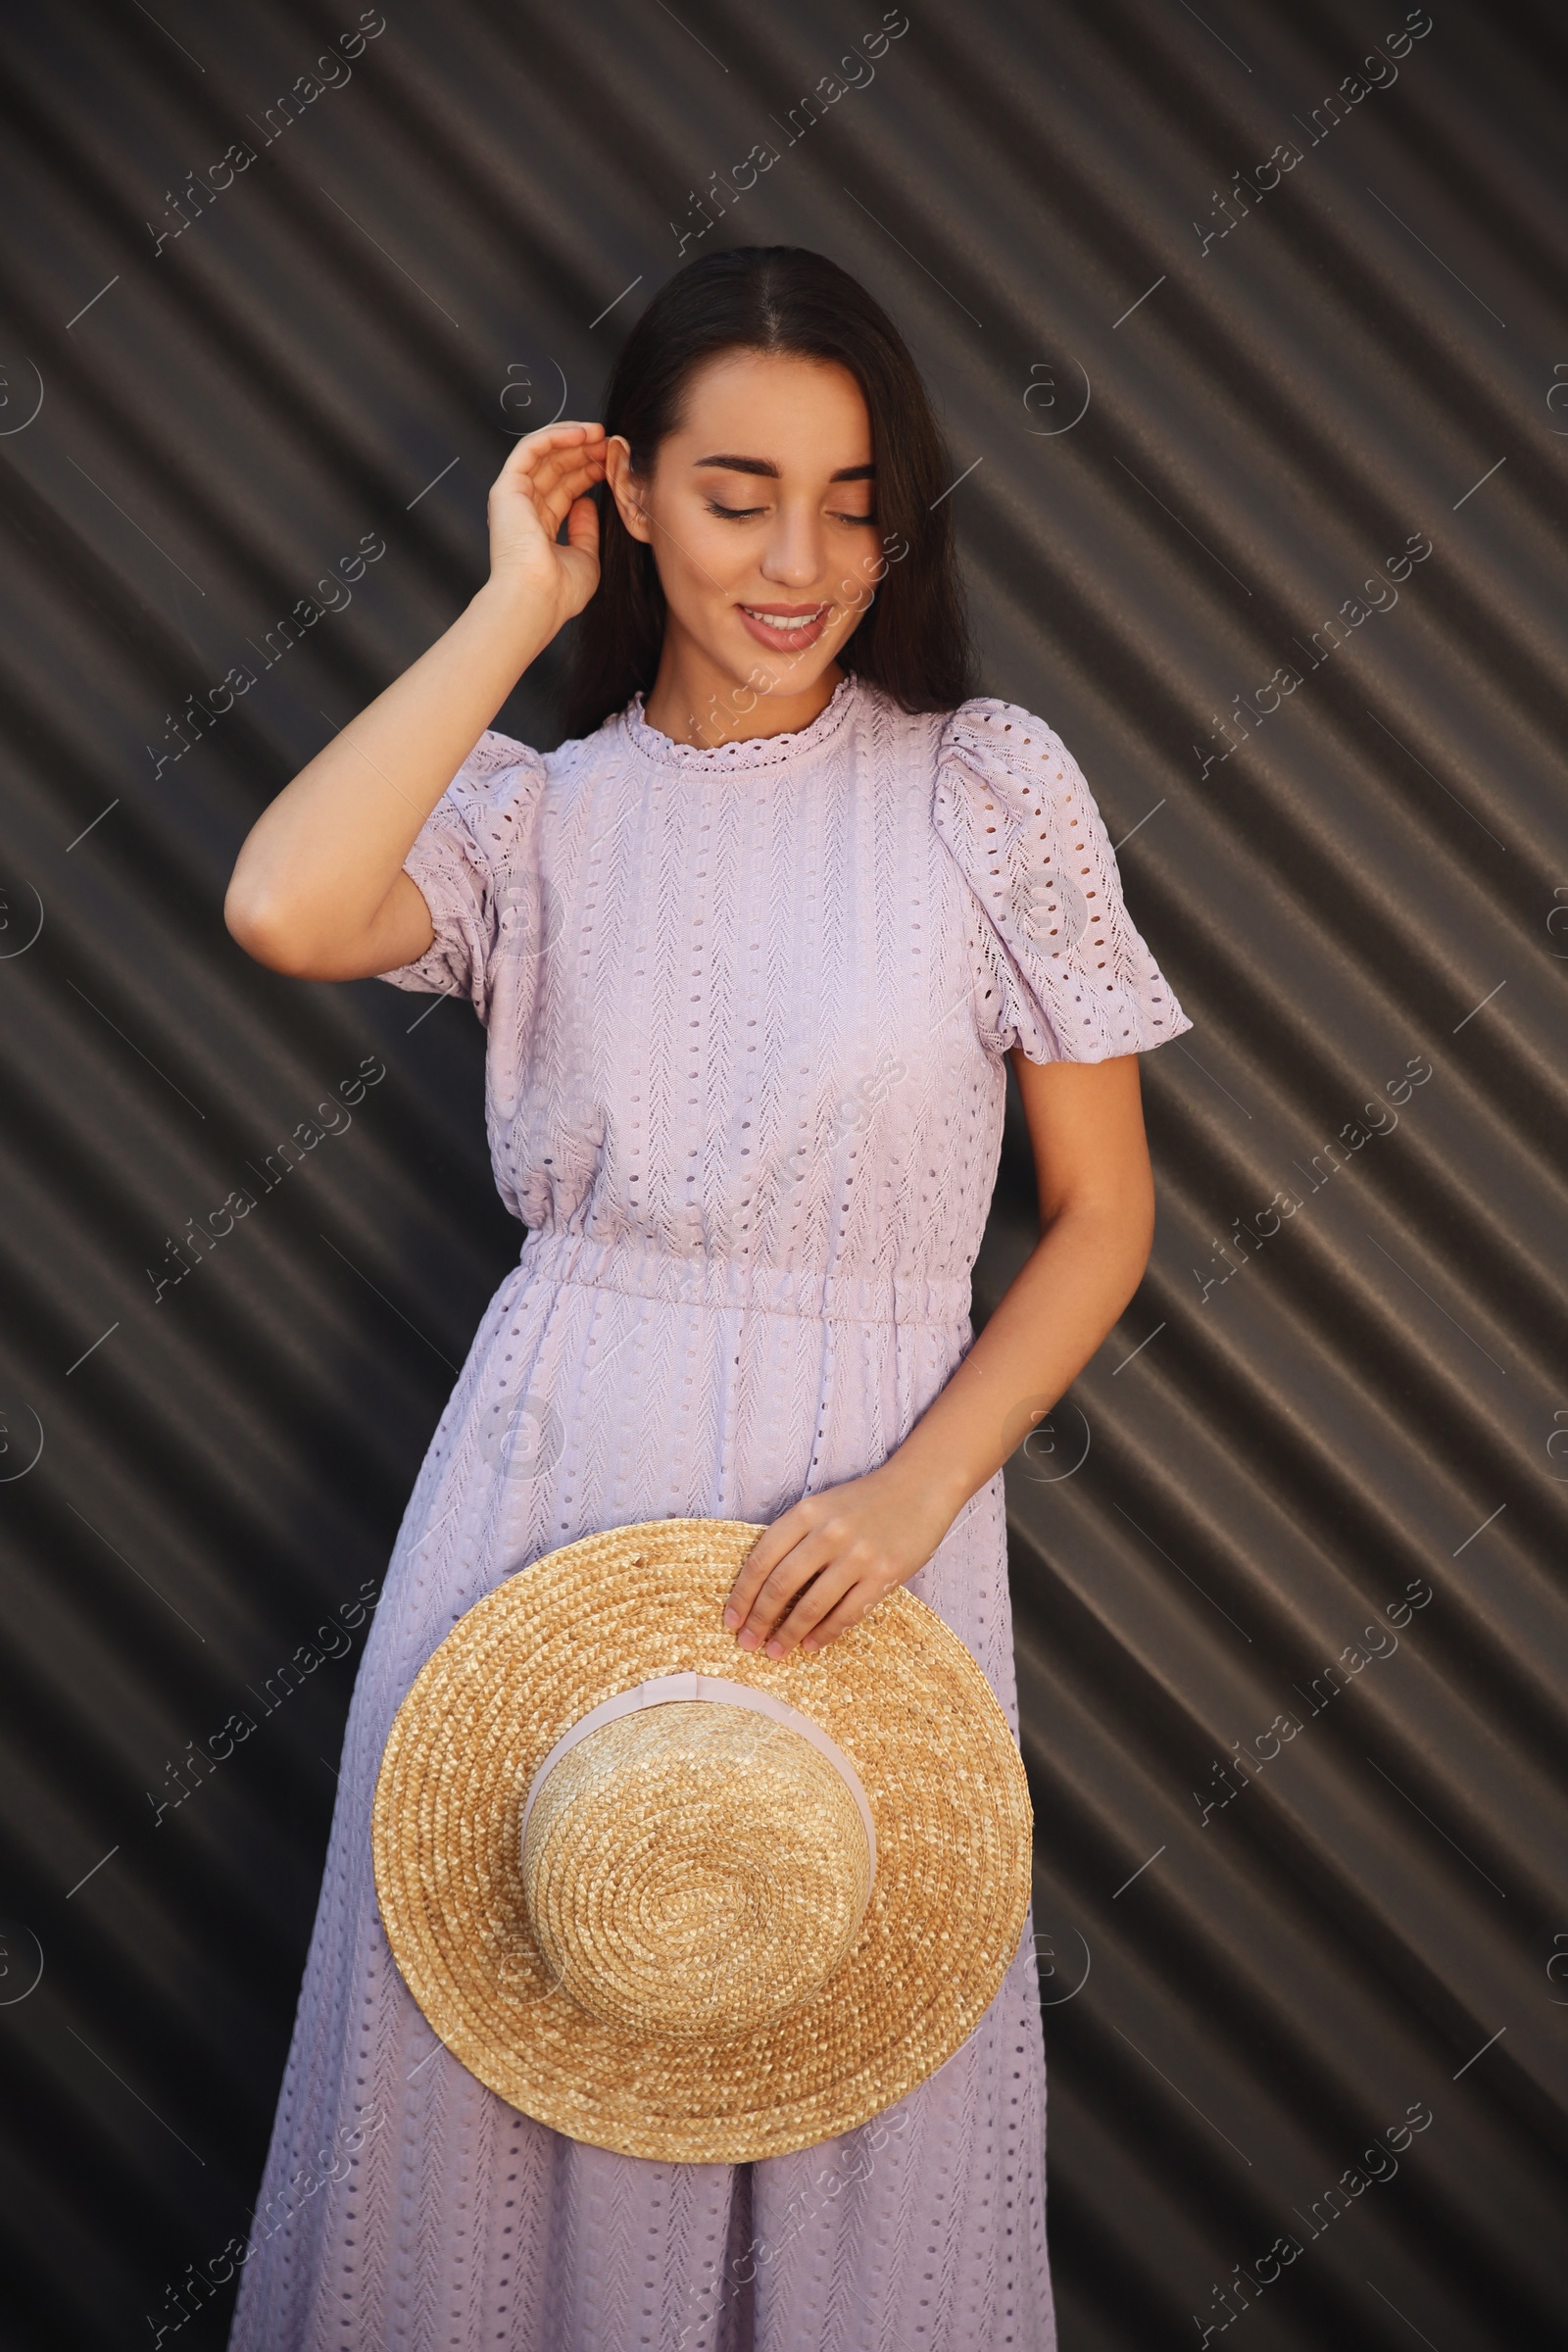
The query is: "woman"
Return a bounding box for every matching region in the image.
[223,244,1190,2350]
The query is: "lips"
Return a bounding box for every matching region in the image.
[736,602,832,654]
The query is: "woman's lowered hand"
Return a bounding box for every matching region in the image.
[722,1460,961,1657]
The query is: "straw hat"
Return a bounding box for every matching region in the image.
[372,1517,1033,2162]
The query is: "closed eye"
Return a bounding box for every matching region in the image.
[704,500,877,526]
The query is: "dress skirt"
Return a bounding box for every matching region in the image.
[226,1232,1054,2350]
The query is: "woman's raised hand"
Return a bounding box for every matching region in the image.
[486,421,608,630]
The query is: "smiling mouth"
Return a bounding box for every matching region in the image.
[737,603,831,636]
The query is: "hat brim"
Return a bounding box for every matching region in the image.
[372,1518,1033,2163]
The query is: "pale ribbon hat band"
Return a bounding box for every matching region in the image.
[518,1669,879,1906]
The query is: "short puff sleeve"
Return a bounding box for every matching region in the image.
[933,698,1192,1063]
[376,727,549,1025]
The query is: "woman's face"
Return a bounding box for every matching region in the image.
[605,348,885,710]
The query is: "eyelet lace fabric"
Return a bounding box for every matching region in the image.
[227,673,1190,2351]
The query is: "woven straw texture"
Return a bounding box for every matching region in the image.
[522,1702,872,2038]
[372,1518,1034,2163]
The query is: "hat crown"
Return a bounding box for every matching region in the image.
[520,1701,872,2039]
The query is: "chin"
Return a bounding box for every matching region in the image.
[731,622,850,690]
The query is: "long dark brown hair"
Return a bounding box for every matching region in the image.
[561,245,977,740]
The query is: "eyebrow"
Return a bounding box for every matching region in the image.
[691,455,875,482]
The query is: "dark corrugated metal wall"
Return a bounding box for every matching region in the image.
[1,1,1564,2343]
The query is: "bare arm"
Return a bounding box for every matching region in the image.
[223,422,608,981]
[723,1050,1155,1654]
[882,1049,1154,1505]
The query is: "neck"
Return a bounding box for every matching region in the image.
[640,624,845,750]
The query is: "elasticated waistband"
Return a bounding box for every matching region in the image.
[514,1227,972,1329]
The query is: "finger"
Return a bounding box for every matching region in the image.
[722,1505,817,1628]
[512,437,601,486]
[728,1513,829,1635]
[564,494,600,556]
[507,442,606,519]
[730,1548,819,1645]
[796,1590,871,1654]
[763,1564,858,1658]
[519,422,606,477]
[517,418,605,458]
[495,471,603,565]
[496,427,576,491]
[534,460,606,541]
[503,426,605,497]
[736,1531,837,1649]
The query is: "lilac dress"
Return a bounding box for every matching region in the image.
[227,669,1191,2351]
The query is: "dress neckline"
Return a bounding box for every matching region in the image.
[619,668,861,772]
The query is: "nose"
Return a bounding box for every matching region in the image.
[758,498,827,592]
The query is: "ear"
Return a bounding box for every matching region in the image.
[603,434,654,544]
